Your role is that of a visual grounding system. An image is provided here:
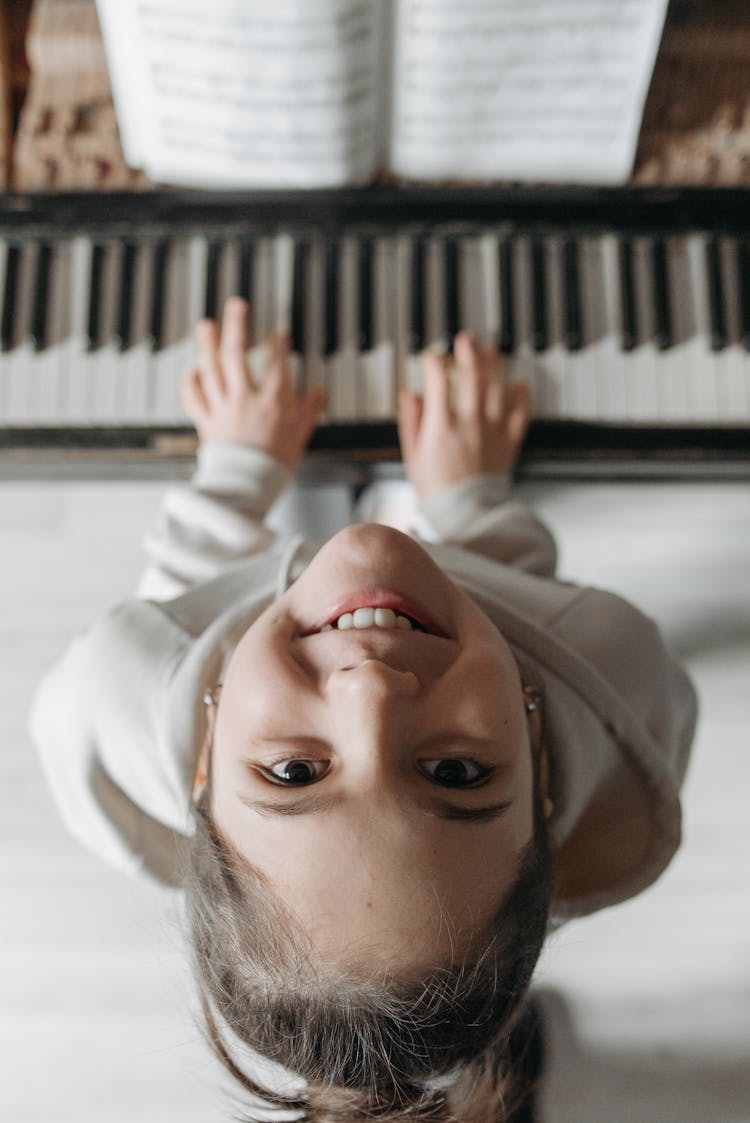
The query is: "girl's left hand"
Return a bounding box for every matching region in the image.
[182,297,324,470]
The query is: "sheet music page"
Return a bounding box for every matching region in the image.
[95,0,383,188]
[389,0,669,183]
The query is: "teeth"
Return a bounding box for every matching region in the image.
[323,607,414,632]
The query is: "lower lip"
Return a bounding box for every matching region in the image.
[303,587,446,636]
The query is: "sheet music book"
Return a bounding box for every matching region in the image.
[94,0,669,189]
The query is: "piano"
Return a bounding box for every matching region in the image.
[1,184,749,481]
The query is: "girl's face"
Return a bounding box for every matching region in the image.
[203,525,538,975]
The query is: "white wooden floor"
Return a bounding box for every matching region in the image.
[1,477,748,1122]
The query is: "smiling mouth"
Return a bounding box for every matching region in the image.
[300,589,449,638]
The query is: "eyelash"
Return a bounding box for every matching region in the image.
[258,759,493,789]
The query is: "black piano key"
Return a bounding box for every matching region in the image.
[323,238,339,358]
[86,242,105,352]
[291,238,309,354]
[618,237,637,351]
[705,237,727,352]
[409,235,426,353]
[148,240,168,352]
[563,238,583,351]
[29,242,52,352]
[358,236,373,352]
[444,236,459,352]
[736,240,750,351]
[1,244,20,352]
[531,238,547,352]
[237,238,254,301]
[651,237,672,350]
[497,237,514,355]
[114,241,136,351]
[204,239,222,320]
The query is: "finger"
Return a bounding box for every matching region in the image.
[219,297,252,393]
[261,331,292,401]
[182,367,210,420]
[195,319,226,401]
[481,342,505,422]
[397,389,423,463]
[505,381,531,451]
[421,351,452,429]
[453,331,483,418]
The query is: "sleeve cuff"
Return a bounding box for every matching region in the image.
[193,443,292,511]
[418,473,511,538]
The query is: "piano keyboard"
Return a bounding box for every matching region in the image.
[1,186,750,449]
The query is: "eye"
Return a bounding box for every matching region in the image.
[420,760,491,788]
[262,759,330,786]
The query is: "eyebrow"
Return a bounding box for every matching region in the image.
[236,791,513,823]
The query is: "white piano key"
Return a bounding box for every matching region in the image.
[511,236,547,418]
[118,241,154,423]
[153,237,191,422]
[361,235,396,420]
[326,235,359,420]
[718,237,750,422]
[262,231,297,392]
[650,237,687,422]
[565,237,604,422]
[583,235,626,423]
[61,237,95,424]
[543,237,573,418]
[476,231,501,345]
[29,241,70,422]
[248,236,276,379]
[455,234,487,344]
[396,234,422,399]
[424,235,446,355]
[5,244,44,423]
[628,237,660,422]
[272,232,294,336]
[303,238,328,418]
[90,241,128,422]
[669,235,712,423]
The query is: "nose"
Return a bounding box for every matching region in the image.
[324,660,421,782]
[326,658,420,703]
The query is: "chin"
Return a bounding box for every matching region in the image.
[328,523,418,553]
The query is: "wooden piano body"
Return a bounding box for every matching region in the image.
[1,183,749,481]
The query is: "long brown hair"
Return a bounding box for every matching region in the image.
[183,777,554,1121]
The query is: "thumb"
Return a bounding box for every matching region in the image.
[504,381,531,455]
[297,386,325,441]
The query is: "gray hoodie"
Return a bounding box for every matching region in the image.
[29,443,697,921]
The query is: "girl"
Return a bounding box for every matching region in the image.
[29,297,697,1122]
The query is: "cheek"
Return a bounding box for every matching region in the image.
[219,630,301,739]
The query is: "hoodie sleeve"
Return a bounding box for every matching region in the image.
[135,442,292,601]
[418,473,558,577]
[27,604,190,886]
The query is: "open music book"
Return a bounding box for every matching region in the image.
[95,0,669,190]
